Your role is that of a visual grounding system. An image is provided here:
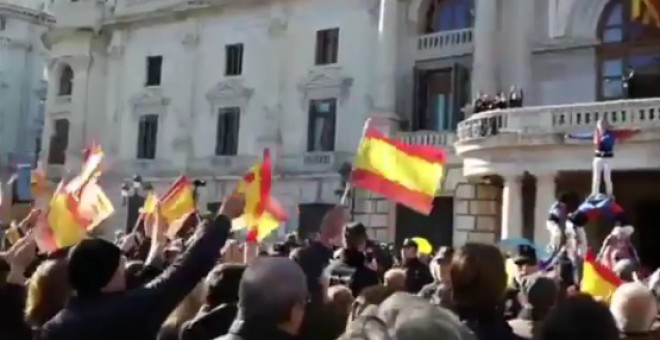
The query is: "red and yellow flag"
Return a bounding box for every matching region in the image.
[66,143,104,196]
[159,176,196,223]
[351,127,446,215]
[234,149,288,242]
[632,0,660,27]
[581,251,623,302]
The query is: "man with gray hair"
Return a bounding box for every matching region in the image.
[341,292,476,340]
[609,282,657,340]
[218,257,307,340]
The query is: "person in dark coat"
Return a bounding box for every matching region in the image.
[180,263,246,340]
[217,257,308,340]
[328,222,379,297]
[400,238,433,294]
[39,194,244,340]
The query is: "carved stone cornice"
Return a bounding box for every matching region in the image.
[0,3,54,26]
[129,87,171,117]
[297,66,353,108]
[205,78,254,109]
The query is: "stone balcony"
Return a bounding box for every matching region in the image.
[398,130,460,165]
[413,28,474,61]
[51,0,107,30]
[454,98,660,177]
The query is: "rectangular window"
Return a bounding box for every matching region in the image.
[137,114,158,159]
[47,118,69,165]
[145,56,163,87]
[315,28,339,65]
[413,64,470,131]
[225,44,244,76]
[215,107,240,156]
[307,98,336,152]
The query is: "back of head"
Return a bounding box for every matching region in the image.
[205,263,246,307]
[384,268,406,292]
[238,257,307,324]
[67,238,122,296]
[521,275,558,314]
[343,293,476,340]
[25,258,70,327]
[539,294,619,340]
[610,282,657,334]
[344,222,367,250]
[450,243,507,312]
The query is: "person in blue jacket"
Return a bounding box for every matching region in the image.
[567,119,638,196]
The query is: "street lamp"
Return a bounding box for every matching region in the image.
[122,174,146,233]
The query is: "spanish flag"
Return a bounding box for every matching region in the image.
[234,149,288,242]
[632,0,660,27]
[581,250,622,302]
[351,125,446,215]
[66,143,104,196]
[157,176,196,222]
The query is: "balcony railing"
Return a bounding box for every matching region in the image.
[399,131,456,147]
[414,28,474,61]
[457,98,660,142]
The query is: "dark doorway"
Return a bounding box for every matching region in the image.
[395,197,453,250]
[634,199,660,270]
[298,203,334,240]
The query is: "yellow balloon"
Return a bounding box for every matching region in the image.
[412,237,433,255]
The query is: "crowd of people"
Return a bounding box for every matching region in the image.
[1,186,660,340]
[472,86,524,114]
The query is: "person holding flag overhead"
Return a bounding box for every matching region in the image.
[567,118,638,197]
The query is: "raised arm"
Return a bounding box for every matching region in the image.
[128,193,244,323]
[611,128,640,141]
[566,131,594,141]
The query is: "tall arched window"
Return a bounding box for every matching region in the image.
[58,65,74,96]
[598,0,660,100]
[424,0,474,34]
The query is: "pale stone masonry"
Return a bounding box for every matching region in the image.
[453,182,501,246]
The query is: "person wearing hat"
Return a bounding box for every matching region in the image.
[509,276,559,339]
[400,238,433,294]
[513,244,540,286]
[419,246,454,307]
[327,222,379,297]
[40,193,245,340]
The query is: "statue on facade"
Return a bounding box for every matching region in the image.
[567,118,639,196]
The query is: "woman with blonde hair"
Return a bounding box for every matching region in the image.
[24,258,70,331]
[158,282,205,340]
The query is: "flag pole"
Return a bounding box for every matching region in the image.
[340,118,374,206]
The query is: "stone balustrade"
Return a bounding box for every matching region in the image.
[414,28,474,61]
[456,98,660,142]
[399,130,456,147]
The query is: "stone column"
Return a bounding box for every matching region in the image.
[472,0,499,98]
[371,0,400,135]
[511,0,534,104]
[534,173,557,247]
[500,175,523,240]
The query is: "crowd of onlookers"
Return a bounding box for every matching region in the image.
[472,86,524,114]
[1,191,660,340]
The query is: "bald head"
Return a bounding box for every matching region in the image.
[610,282,657,333]
[238,257,308,323]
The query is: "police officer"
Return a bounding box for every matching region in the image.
[400,238,433,294]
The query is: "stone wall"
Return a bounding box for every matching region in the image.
[453,182,501,246]
[353,188,391,242]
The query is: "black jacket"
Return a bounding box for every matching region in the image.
[0,282,30,340]
[329,249,379,297]
[180,304,238,340]
[39,215,232,340]
[403,258,433,294]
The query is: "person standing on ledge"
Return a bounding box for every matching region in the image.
[567,118,638,196]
